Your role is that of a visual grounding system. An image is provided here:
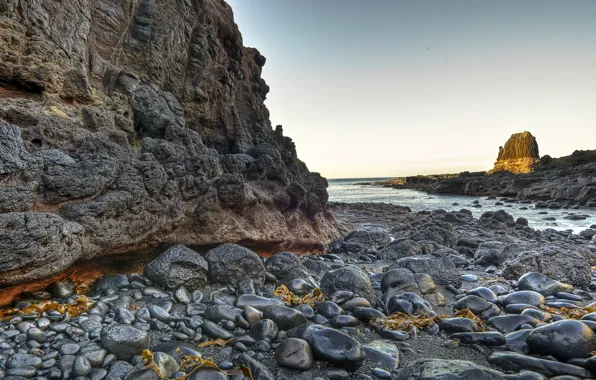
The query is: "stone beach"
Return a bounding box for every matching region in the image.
[1,0,596,379]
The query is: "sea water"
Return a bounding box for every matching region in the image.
[328,178,596,234]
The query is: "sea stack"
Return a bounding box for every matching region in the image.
[489,131,540,174]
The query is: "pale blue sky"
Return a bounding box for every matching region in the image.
[227,0,596,178]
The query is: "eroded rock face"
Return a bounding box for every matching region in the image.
[0,0,339,286]
[489,131,540,174]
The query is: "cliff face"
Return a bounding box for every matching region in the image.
[0,0,340,287]
[489,131,540,174]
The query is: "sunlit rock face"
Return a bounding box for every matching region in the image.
[489,131,540,174]
[0,0,340,287]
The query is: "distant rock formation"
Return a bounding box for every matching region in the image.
[489,131,540,174]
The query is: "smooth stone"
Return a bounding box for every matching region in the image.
[233,353,276,380]
[204,305,243,323]
[363,340,400,369]
[450,332,506,346]
[378,328,410,341]
[387,292,434,316]
[73,356,92,377]
[89,368,108,380]
[115,308,136,324]
[316,301,344,318]
[521,308,552,322]
[190,368,228,380]
[298,305,315,320]
[153,352,180,378]
[48,280,76,298]
[234,294,284,310]
[488,352,593,378]
[372,368,391,379]
[467,287,499,303]
[261,305,307,330]
[500,291,545,307]
[106,360,134,379]
[6,366,37,377]
[294,324,364,372]
[201,320,233,340]
[175,287,191,304]
[453,295,492,315]
[94,275,130,292]
[243,306,262,325]
[439,318,483,333]
[330,315,361,329]
[353,307,385,322]
[147,304,170,321]
[341,297,372,311]
[488,315,542,333]
[249,319,278,341]
[7,353,42,369]
[461,274,478,282]
[274,338,313,370]
[526,320,596,360]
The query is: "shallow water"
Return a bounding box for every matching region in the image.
[328,178,596,234]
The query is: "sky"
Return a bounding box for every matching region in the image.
[226,0,596,179]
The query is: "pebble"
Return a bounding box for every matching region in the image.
[461,274,478,282]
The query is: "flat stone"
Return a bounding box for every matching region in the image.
[363,340,400,369]
[202,320,234,340]
[488,351,593,378]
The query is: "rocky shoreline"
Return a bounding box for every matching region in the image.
[364,133,596,207]
[1,203,596,379]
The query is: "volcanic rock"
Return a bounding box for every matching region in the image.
[0,0,339,286]
[489,131,540,174]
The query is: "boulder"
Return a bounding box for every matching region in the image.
[516,272,573,296]
[144,245,208,290]
[474,241,520,267]
[205,244,266,287]
[293,324,364,372]
[320,265,377,306]
[526,320,596,361]
[100,325,150,361]
[390,254,461,287]
[378,239,421,260]
[502,245,592,287]
[264,252,302,278]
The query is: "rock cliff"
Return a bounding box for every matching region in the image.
[488,131,540,174]
[0,0,340,287]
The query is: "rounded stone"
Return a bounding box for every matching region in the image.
[274,338,314,370]
[249,319,278,341]
[527,320,596,361]
[321,265,377,306]
[205,244,266,287]
[73,356,93,377]
[144,245,209,290]
[100,324,150,361]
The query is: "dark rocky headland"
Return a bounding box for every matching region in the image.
[2,1,596,380]
[369,131,596,207]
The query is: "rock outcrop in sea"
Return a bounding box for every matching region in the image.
[372,132,596,206]
[489,131,540,174]
[0,0,340,287]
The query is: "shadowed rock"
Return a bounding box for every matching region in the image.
[0,0,340,287]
